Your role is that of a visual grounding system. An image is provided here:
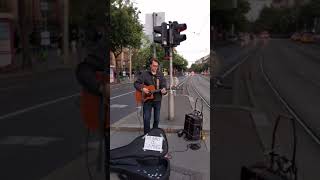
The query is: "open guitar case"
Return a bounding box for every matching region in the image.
[110,128,170,180]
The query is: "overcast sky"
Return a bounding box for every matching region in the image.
[132,0,210,67]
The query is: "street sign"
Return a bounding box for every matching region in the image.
[145,12,165,42]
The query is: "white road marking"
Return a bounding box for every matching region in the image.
[0,89,135,120]
[0,93,80,120]
[110,104,128,108]
[110,91,135,100]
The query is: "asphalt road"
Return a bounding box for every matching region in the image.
[0,70,85,180]
[186,74,210,125]
[262,39,320,138]
[110,83,136,124]
[249,39,320,180]
[215,42,257,76]
[211,39,320,179]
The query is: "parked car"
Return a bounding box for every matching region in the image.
[260,31,270,39]
[314,34,320,43]
[300,32,315,43]
[291,32,301,41]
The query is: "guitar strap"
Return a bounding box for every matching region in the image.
[156,75,159,90]
[140,71,145,117]
[142,71,145,104]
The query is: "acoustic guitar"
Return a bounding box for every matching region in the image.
[135,85,161,105]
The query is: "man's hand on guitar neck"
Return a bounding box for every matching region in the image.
[142,87,150,94]
[161,88,167,95]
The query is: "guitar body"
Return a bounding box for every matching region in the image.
[135,85,156,105]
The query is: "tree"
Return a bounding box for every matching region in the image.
[299,0,320,30]
[131,35,152,72]
[132,37,188,75]
[70,0,107,27]
[255,6,296,33]
[173,53,188,72]
[234,0,251,32]
[212,0,251,38]
[110,0,143,57]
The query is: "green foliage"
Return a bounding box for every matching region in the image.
[255,6,297,33]
[212,0,251,32]
[70,0,107,27]
[189,61,209,73]
[255,0,320,33]
[299,0,320,30]
[132,41,188,73]
[173,53,188,71]
[110,0,143,57]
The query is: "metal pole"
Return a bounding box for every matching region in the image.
[168,24,174,121]
[63,0,69,65]
[152,12,156,58]
[129,47,132,81]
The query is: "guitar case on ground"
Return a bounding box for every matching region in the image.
[110,128,170,180]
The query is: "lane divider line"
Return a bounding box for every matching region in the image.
[0,93,80,120]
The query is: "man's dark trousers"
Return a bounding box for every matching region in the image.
[143,101,161,134]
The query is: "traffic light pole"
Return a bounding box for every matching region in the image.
[168,23,174,121]
[168,46,174,121]
[153,21,186,121]
[152,13,157,58]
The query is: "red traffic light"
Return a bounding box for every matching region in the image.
[177,24,187,32]
[172,21,187,32]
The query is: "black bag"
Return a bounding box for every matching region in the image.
[110,128,170,180]
[183,98,203,141]
[241,114,298,180]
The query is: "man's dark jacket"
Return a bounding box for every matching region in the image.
[134,70,167,101]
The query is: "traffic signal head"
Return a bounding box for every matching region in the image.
[172,21,187,46]
[153,22,168,46]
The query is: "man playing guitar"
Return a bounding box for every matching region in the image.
[134,58,167,134]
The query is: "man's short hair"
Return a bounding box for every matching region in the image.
[149,57,159,65]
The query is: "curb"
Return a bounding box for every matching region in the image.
[110,81,133,87]
[111,95,210,133]
[111,125,210,134]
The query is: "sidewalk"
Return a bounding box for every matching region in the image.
[41,95,210,180]
[111,95,210,133]
[110,94,211,180]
